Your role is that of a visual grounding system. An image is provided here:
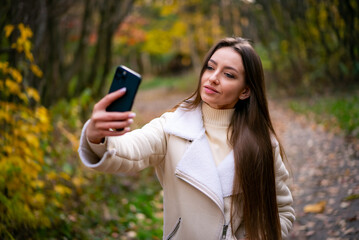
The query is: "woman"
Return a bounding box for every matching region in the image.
[79,37,295,239]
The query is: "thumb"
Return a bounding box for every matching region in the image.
[95,87,127,110]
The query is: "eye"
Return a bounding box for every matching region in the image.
[224,72,235,79]
[206,64,214,71]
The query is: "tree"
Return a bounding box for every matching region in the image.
[1,0,135,106]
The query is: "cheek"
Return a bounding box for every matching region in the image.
[224,83,244,98]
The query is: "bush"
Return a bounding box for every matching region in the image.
[0,24,54,238]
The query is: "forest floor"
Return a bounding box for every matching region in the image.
[134,88,359,240]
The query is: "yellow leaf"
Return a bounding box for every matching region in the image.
[19,92,29,103]
[72,176,87,188]
[25,51,34,63]
[11,42,18,50]
[54,184,72,195]
[30,193,46,208]
[3,145,13,155]
[60,172,71,181]
[4,25,14,38]
[25,133,39,148]
[35,107,50,132]
[0,61,9,71]
[304,200,326,213]
[23,40,31,52]
[47,171,58,180]
[9,68,22,83]
[31,180,45,189]
[30,64,43,78]
[26,87,40,102]
[0,109,12,122]
[18,23,33,39]
[5,78,21,94]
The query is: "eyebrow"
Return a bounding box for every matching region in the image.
[208,59,240,74]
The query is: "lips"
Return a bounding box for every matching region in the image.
[204,85,219,94]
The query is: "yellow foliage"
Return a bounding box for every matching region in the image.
[0,24,58,233]
[60,172,71,181]
[160,4,177,16]
[170,21,187,37]
[26,87,40,102]
[0,61,9,71]
[26,51,35,63]
[24,133,40,148]
[72,176,87,188]
[47,171,58,180]
[30,193,46,208]
[36,106,50,126]
[18,23,33,39]
[30,64,43,78]
[9,68,22,83]
[4,24,14,37]
[54,184,72,196]
[5,78,21,94]
[31,180,45,189]
[143,29,173,55]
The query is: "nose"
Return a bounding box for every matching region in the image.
[208,71,220,84]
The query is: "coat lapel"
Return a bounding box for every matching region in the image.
[175,135,224,210]
[164,105,235,211]
[217,151,235,197]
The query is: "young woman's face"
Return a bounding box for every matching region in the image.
[200,47,249,109]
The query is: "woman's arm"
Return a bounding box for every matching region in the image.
[273,143,296,238]
[78,87,171,174]
[78,114,169,174]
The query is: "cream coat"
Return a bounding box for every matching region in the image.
[78,105,295,239]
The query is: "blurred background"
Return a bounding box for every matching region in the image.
[0,0,358,239]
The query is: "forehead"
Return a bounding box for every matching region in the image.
[210,47,243,70]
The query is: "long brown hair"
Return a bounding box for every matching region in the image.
[183,37,282,239]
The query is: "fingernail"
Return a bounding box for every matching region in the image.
[124,127,130,132]
[128,119,134,124]
[119,87,127,92]
[128,113,136,118]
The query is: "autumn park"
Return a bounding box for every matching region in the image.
[1,0,358,239]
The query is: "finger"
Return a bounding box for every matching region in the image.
[94,88,127,110]
[99,127,131,137]
[92,111,136,122]
[95,119,134,130]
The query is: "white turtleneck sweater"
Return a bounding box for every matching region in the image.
[201,102,234,166]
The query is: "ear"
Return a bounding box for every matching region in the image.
[239,87,251,100]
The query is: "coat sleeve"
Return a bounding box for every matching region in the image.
[78,112,171,174]
[273,141,296,239]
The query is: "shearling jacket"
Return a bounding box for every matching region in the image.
[78,105,295,240]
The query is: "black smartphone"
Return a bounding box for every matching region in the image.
[106,65,142,112]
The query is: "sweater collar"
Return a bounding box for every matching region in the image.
[201,102,234,127]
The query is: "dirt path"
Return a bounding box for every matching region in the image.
[270,102,359,240]
[134,88,359,239]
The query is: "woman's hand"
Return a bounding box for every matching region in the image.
[86,88,136,144]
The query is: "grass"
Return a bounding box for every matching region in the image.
[288,93,359,138]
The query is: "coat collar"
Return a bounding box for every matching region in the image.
[164,104,235,211]
[163,104,204,141]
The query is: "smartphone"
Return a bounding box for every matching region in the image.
[106,65,142,112]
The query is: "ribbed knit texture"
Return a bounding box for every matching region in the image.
[202,103,234,166]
